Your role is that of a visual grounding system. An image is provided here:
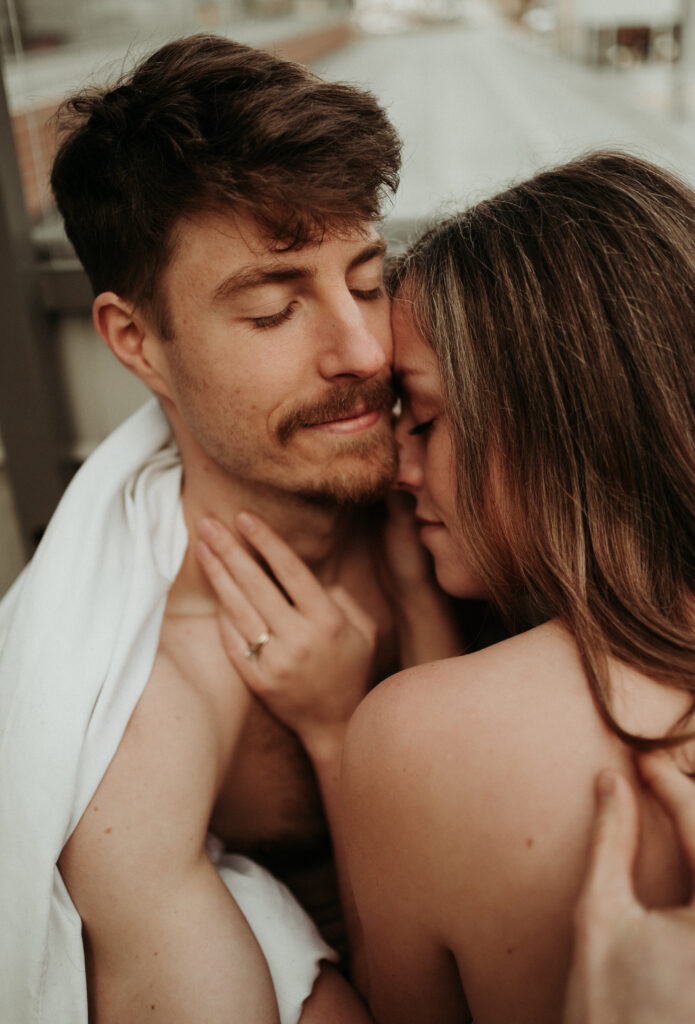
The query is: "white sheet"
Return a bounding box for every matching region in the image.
[0,398,334,1023]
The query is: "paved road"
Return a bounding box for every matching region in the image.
[315,0,695,239]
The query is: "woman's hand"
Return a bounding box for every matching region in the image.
[196,513,377,758]
[197,511,379,971]
[563,753,695,1024]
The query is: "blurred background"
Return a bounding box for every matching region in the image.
[1,0,694,595]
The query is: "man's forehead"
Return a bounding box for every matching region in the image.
[174,208,383,260]
[162,210,386,316]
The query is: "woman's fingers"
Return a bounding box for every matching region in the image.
[215,601,263,670]
[234,511,337,618]
[639,750,695,871]
[196,515,377,746]
[198,517,298,632]
[197,536,293,696]
[197,539,271,647]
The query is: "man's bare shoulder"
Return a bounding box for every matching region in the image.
[59,611,251,904]
[56,611,284,1023]
[156,609,253,754]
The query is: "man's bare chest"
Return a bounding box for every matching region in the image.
[154,611,321,849]
[157,541,398,856]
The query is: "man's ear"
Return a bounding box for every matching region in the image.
[92,292,174,400]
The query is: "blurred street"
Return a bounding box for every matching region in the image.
[318,0,695,238]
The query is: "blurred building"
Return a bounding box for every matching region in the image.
[1,0,352,55]
[494,0,534,18]
[1,0,353,218]
[556,0,682,66]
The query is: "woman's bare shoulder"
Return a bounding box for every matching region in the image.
[344,619,612,906]
[344,622,609,1019]
[352,618,690,778]
[344,620,689,1022]
[349,620,591,762]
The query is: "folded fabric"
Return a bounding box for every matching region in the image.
[0,398,334,1024]
[209,840,337,1023]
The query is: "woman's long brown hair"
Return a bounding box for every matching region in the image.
[390,151,695,749]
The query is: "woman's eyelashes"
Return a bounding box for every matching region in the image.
[409,418,435,437]
[351,286,384,301]
[391,380,435,436]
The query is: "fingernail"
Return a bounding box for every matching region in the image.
[596,770,616,799]
[236,511,257,534]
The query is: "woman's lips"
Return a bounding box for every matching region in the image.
[416,516,445,536]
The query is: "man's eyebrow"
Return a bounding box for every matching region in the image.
[211,237,387,304]
[212,264,312,303]
[348,237,388,271]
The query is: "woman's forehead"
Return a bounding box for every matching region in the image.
[392,302,439,386]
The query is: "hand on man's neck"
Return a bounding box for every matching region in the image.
[166,450,359,617]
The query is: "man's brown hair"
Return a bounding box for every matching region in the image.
[390,150,695,748]
[51,33,401,335]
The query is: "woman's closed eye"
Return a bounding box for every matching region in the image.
[351,286,384,301]
[409,418,435,437]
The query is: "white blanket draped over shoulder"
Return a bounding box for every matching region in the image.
[0,399,334,1024]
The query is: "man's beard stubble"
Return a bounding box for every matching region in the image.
[276,376,396,443]
[277,377,398,507]
[172,360,398,507]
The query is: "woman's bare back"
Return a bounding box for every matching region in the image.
[343,620,692,1024]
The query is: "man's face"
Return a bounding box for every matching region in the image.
[155,212,397,504]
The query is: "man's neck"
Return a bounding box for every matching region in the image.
[166,455,358,616]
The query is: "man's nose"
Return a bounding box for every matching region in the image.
[317,296,391,380]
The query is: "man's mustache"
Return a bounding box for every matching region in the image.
[276,377,396,443]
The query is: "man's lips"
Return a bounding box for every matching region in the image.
[277,378,395,443]
[305,407,383,434]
